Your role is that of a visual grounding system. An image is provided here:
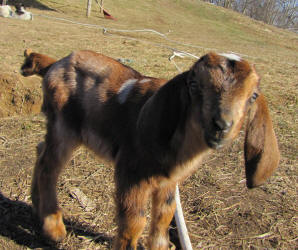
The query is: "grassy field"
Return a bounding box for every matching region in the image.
[0,0,297,249]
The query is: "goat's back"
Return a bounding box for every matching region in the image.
[42,50,166,160]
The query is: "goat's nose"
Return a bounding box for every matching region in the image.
[213,116,233,132]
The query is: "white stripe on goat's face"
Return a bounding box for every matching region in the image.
[139,78,151,84]
[118,79,138,104]
[219,53,242,62]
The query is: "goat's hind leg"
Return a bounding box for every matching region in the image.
[31,141,47,216]
[31,122,79,242]
[149,184,177,250]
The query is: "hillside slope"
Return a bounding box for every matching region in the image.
[0,0,297,249]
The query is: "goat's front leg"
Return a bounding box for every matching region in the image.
[114,176,151,250]
[31,124,78,242]
[149,183,177,250]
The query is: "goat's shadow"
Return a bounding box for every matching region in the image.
[0,192,112,249]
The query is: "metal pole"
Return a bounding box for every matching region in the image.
[87,0,92,17]
[175,185,193,250]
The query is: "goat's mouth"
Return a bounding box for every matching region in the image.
[205,133,227,149]
[20,69,30,77]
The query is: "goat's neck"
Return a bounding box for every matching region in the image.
[167,113,211,183]
[38,64,54,77]
[35,55,56,77]
[177,112,211,164]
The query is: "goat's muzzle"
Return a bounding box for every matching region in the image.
[205,133,226,149]
[20,68,31,77]
[205,116,234,149]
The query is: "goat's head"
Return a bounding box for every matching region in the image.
[188,53,258,149]
[21,49,36,76]
[138,52,279,188]
[21,49,56,77]
[189,53,279,187]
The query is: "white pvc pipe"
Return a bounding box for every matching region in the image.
[174,185,193,250]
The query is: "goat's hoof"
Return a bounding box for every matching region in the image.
[43,210,66,242]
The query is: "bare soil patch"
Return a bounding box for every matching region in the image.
[0,73,42,118]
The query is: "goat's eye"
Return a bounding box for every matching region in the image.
[250,93,259,103]
[25,61,32,68]
[189,81,199,94]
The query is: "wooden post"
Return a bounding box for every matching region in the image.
[2,0,8,5]
[87,0,92,17]
[100,0,104,13]
[95,0,104,13]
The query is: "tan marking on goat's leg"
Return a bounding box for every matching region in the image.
[43,210,66,242]
[149,184,177,250]
[32,122,79,242]
[114,180,151,250]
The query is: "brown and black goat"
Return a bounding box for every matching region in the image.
[25,50,279,249]
[21,49,56,77]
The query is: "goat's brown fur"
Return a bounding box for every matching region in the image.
[26,50,279,249]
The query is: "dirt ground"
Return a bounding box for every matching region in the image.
[0,0,297,249]
[0,113,296,249]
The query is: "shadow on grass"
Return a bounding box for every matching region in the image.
[7,0,55,11]
[0,192,112,249]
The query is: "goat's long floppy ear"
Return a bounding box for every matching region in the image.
[244,94,280,188]
[137,72,189,157]
[24,48,33,58]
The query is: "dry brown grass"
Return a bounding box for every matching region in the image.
[0,0,297,249]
